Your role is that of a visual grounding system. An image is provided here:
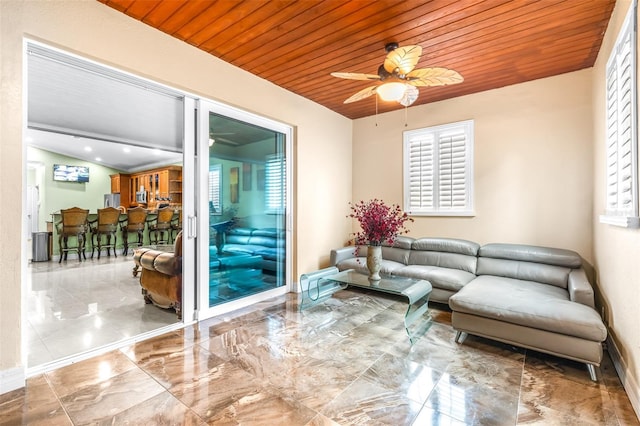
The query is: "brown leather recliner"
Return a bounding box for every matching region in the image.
[133,231,182,319]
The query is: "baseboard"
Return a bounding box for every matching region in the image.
[607,336,640,419]
[0,366,25,395]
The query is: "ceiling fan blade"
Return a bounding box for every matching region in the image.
[384,45,422,75]
[343,86,378,104]
[406,67,464,87]
[399,85,419,107]
[331,72,381,81]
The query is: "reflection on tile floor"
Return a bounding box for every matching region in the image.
[26,254,178,366]
[3,290,639,425]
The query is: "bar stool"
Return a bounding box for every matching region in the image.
[121,207,147,255]
[149,206,174,245]
[90,207,121,259]
[58,207,89,263]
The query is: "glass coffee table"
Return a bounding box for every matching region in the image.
[300,268,433,344]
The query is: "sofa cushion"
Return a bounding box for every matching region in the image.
[449,276,607,342]
[226,234,251,245]
[479,243,582,268]
[477,257,571,288]
[412,238,480,256]
[224,244,260,256]
[394,265,476,292]
[248,235,278,248]
[254,247,284,261]
[408,250,477,274]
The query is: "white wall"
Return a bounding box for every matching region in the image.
[0,0,352,390]
[592,0,640,415]
[353,70,594,259]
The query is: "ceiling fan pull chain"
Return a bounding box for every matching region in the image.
[404,104,408,127]
[375,95,379,127]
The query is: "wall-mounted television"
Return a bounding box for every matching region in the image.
[53,164,90,183]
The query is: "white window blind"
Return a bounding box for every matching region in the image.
[209,164,221,215]
[601,1,639,228]
[404,120,474,216]
[265,154,285,213]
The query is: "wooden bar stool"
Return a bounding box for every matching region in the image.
[58,207,89,263]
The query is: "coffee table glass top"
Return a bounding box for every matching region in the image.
[321,270,432,304]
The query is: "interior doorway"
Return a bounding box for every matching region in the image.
[23,40,187,371]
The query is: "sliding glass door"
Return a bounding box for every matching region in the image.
[196,100,291,318]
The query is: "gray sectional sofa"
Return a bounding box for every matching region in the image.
[330,237,607,381]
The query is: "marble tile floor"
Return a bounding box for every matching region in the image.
[2,289,638,425]
[26,253,179,367]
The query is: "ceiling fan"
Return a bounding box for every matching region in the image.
[331,42,463,107]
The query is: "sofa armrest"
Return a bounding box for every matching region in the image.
[568,268,595,308]
[136,249,179,276]
[330,246,358,266]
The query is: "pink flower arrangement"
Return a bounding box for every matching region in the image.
[348,199,413,246]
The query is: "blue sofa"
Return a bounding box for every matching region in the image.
[220,227,285,272]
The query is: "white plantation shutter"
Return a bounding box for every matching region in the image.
[601,2,639,228]
[209,164,222,214]
[404,120,474,216]
[265,153,285,213]
[408,134,435,209]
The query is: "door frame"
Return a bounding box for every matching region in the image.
[195,99,293,321]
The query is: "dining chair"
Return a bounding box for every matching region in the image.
[149,206,174,245]
[121,206,148,255]
[170,208,182,242]
[90,207,121,259]
[58,207,89,263]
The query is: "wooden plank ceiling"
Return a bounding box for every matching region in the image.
[98,0,616,120]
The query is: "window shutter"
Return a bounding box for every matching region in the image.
[265,154,285,212]
[438,130,467,210]
[602,2,639,227]
[408,135,435,210]
[404,120,474,216]
[209,165,221,214]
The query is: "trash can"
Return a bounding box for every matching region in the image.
[32,232,49,262]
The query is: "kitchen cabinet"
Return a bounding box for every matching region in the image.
[109,173,130,208]
[127,166,182,210]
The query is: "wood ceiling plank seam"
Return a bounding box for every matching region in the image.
[376,0,597,68]
[98,0,133,13]
[154,0,217,36]
[228,0,387,67]
[140,0,191,27]
[122,0,163,20]
[199,0,320,55]
[185,0,271,47]
[268,0,550,86]
[222,2,357,66]
[174,1,245,42]
[254,0,468,79]
[415,21,611,75]
[413,16,611,72]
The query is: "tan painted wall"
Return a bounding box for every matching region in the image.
[353,70,594,260]
[0,1,352,374]
[592,0,640,409]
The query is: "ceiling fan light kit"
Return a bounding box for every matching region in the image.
[377,82,407,101]
[332,42,463,107]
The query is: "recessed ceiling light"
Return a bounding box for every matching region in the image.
[95,157,102,162]
[153,149,162,156]
[123,147,131,153]
[84,146,92,152]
